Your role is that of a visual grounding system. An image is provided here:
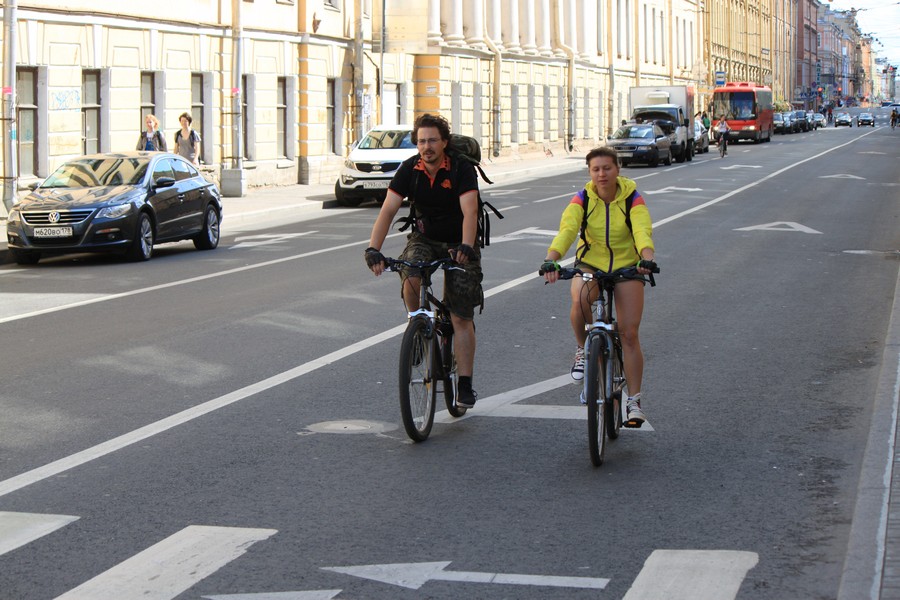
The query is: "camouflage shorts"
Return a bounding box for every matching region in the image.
[398,232,484,319]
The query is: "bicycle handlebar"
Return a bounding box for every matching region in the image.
[539,264,658,287]
[384,257,465,273]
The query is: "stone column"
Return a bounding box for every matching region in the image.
[442,0,465,46]
[519,0,537,54]
[502,0,521,53]
[537,0,552,56]
[428,0,444,46]
[580,0,597,59]
[487,0,504,49]
[464,0,486,48]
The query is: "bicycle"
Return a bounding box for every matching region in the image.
[717,134,727,158]
[383,257,468,442]
[540,262,658,466]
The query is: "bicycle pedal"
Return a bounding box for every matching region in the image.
[623,419,644,429]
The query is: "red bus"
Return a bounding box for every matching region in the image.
[710,82,775,143]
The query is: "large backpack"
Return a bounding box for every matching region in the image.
[576,188,637,262]
[396,134,503,248]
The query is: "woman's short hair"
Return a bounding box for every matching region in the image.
[585,146,620,167]
[179,112,193,125]
[412,113,451,143]
[145,114,160,128]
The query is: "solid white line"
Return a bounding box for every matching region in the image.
[622,550,758,600]
[0,511,79,557]
[203,591,342,600]
[54,525,276,600]
[0,137,869,495]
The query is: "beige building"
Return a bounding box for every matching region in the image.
[1,0,764,207]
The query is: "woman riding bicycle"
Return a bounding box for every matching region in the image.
[541,146,656,427]
[715,116,731,155]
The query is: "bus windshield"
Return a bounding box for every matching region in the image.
[711,91,757,120]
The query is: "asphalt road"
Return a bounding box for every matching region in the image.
[0,115,898,600]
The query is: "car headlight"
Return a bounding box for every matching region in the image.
[7,208,20,223]
[344,159,358,170]
[97,204,133,219]
[648,144,657,150]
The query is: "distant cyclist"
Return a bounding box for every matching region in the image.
[715,116,731,155]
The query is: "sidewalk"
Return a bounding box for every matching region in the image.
[0,150,584,264]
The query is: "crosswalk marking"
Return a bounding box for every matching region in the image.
[622,549,759,600]
[204,592,342,599]
[0,511,79,557]
[54,525,277,600]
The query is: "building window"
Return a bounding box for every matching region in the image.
[82,70,100,155]
[140,71,156,126]
[652,8,657,63]
[191,73,204,162]
[616,0,623,56]
[17,68,37,177]
[276,77,287,158]
[660,14,666,66]
[326,78,336,154]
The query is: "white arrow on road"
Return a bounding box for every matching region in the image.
[322,561,609,590]
[231,232,316,249]
[819,173,864,179]
[204,591,341,600]
[644,186,702,194]
[720,164,762,170]
[734,221,823,234]
[484,188,529,197]
[490,227,559,243]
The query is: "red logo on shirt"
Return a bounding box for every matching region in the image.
[441,179,452,189]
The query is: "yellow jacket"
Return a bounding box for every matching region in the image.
[548,176,654,272]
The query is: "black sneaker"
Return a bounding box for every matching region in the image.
[457,386,478,409]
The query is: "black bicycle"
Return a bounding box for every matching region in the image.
[541,263,658,466]
[384,257,467,441]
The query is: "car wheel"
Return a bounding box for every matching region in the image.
[126,212,154,262]
[619,159,629,167]
[193,204,221,250]
[334,181,364,208]
[11,249,40,265]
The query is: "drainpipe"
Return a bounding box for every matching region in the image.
[552,0,576,152]
[231,0,243,170]
[482,5,502,158]
[3,0,18,212]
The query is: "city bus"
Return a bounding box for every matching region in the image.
[710,82,775,143]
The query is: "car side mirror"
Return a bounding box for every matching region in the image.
[28,180,42,191]
[153,176,176,189]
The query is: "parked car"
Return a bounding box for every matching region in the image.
[806,111,820,129]
[606,123,673,167]
[693,119,710,153]
[792,110,810,132]
[5,152,222,265]
[857,112,875,127]
[781,112,797,133]
[773,112,787,134]
[812,113,826,129]
[334,124,417,207]
[835,112,853,127]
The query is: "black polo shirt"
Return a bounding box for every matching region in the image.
[389,153,478,244]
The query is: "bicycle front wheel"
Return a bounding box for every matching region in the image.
[585,334,608,466]
[399,317,436,442]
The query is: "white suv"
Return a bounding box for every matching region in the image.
[334,125,417,207]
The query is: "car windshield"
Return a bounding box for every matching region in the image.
[612,126,654,139]
[357,130,414,149]
[40,157,150,188]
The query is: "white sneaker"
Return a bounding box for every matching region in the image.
[624,394,646,428]
[571,346,585,381]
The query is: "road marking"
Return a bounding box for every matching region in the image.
[622,550,758,600]
[644,186,702,194]
[734,221,823,234]
[54,525,276,600]
[490,226,559,243]
[820,173,865,179]
[719,164,762,170]
[323,561,609,590]
[231,232,316,249]
[0,511,79,557]
[204,591,342,599]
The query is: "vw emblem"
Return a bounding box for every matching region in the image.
[48,211,61,223]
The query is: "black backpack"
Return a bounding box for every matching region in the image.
[576,188,637,262]
[396,134,503,248]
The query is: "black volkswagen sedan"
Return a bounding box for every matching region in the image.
[6,152,222,265]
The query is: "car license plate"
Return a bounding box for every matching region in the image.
[33,227,73,238]
[618,152,634,158]
[363,180,389,189]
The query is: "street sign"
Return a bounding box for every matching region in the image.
[715,71,726,86]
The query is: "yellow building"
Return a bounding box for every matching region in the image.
[2,0,747,205]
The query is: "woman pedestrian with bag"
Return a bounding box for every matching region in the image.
[136,114,167,152]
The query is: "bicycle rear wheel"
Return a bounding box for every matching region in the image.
[585,334,607,466]
[399,316,436,442]
[606,342,623,440]
[440,330,467,418]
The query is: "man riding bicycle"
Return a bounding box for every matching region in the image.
[365,113,483,409]
[891,109,898,130]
